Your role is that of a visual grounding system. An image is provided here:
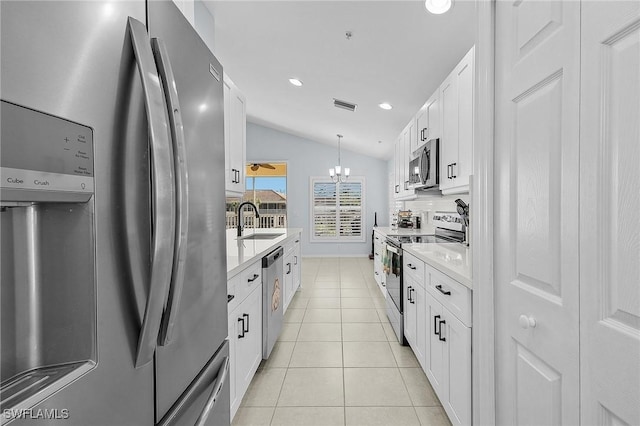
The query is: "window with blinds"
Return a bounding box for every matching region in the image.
[310,177,365,242]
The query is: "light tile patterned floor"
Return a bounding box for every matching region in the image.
[232,257,452,426]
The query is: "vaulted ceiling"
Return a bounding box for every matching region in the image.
[204,0,476,159]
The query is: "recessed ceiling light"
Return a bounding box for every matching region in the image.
[379,103,393,110]
[425,0,452,15]
[289,78,303,87]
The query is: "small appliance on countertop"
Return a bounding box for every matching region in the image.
[397,210,414,228]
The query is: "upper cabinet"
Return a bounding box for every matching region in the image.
[223,74,247,196]
[439,46,475,194]
[415,89,440,148]
[392,45,475,200]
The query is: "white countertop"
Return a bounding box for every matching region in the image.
[226,228,302,276]
[373,226,433,237]
[402,242,472,289]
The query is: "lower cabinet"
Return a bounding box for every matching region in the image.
[426,293,471,425]
[228,278,263,419]
[283,235,302,312]
[403,252,472,426]
[425,285,472,426]
[403,274,426,369]
[373,231,386,295]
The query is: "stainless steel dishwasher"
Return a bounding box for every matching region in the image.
[262,246,284,359]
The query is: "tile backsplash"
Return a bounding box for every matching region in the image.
[403,193,470,233]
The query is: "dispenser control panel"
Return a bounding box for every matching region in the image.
[1,100,95,202]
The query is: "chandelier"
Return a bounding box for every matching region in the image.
[329,134,350,183]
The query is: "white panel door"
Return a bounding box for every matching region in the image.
[580,2,640,424]
[495,1,580,425]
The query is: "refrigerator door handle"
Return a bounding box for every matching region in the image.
[152,37,190,346]
[128,17,177,368]
[157,354,230,426]
[195,356,230,426]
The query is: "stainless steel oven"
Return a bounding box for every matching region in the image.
[384,238,403,343]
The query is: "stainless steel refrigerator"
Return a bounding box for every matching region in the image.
[1,1,230,424]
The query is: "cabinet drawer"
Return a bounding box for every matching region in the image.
[403,252,425,288]
[228,261,262,313]
[427,266,471,327]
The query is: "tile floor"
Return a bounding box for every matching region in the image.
[232,257,452,426]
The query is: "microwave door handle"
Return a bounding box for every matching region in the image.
[152,37,190,346]
[128,17,176,368]
[424,149,430,184]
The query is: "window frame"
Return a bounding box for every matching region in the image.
[309,176,366,243]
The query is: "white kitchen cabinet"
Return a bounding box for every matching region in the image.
[416,89,440,148]
[393,134,402,197]
[283,241,295,312]
[395,120,417,200]
[425,292,447,397]
[293,236,301,292]
[424,263,472,426]
[373,231,386,295]
[281,234,302,313]
[443,310,472,426]
[439,46,475,195]
[426,293,471,426]
[403,253,427,369]
[223,73,246,197]
[228,266,262,420]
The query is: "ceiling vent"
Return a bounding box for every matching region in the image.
[333,98,357,112]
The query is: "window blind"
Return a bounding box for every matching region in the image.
[310,178,365,242]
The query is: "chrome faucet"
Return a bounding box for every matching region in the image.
[236,201,260,237]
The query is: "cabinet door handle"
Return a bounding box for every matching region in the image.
[286,262,292,274]
[248,273,259,282]
[411,288,416,304]
[227,294,235,303]
[295,239,300,243]
[434,314,441,335]
[407,264,416,270]
[231,168,236,183]
[243,313,249,333]
[407,286,413,303]
[451,162,456,179]
[395,185,400,193]
[435,284,451,296]
[404,180,409,190]
[375,271,379,276]
[294,255,298,265]
[438,319,446,341]
[447,164,452,179]
[238,317,245,338]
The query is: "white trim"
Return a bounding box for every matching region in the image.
[472,0,496,425]
[309,176,366,243]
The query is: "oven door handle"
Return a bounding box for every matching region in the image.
[385,244,399,255]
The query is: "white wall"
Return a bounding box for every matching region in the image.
[194,0,215,53]
[247,122,389,257]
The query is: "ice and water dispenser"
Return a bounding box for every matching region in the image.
[1,101,97,414]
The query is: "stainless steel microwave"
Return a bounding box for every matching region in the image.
[409,138,439,189]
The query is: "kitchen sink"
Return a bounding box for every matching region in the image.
[238,233,284,240]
